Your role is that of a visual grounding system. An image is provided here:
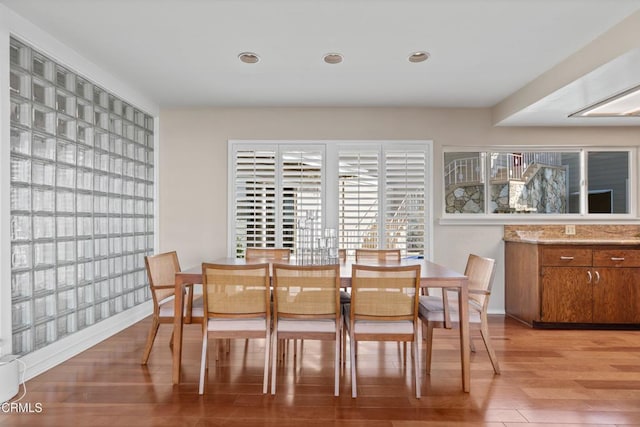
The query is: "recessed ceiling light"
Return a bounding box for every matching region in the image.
[323,53,343,64]
[238,52,260,64]
[408,51,430,63]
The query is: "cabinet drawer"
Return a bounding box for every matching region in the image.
[593,249,640,267]
[541,247,592,266]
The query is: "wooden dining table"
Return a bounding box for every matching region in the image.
[172,257,471,392]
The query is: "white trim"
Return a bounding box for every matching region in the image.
[426,142,434,261]
[438,216,640,226]
[0,7,12,357]
[19,301,152,381]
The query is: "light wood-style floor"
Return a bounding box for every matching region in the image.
[2,316,640,426]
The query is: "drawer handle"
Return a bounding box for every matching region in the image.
[610,257,625,261]
[587,270,592,283]
[560,256,574,260]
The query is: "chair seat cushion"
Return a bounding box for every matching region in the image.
[159,295,204,318]
[352,320,415,334]
[418,295,480,323]
[344,308,415,334]
[277,318,337,333]
[207,317,267,332]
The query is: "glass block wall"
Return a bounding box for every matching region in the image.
[9,37,155,355]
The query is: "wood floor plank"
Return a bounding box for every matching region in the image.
[2,316,640,426]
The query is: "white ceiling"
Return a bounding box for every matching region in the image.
[3,0,640,126]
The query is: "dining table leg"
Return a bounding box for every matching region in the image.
[172,276,185,384]
[458,279,470,392]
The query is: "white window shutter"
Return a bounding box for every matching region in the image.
[233,149,277,256]
[384,150,426,256]
[338,150,380,255]
[280,148,323,257]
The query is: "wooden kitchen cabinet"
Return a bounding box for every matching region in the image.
[540,266,592,322]
[505,241,640,327]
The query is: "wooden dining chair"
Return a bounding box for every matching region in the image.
[271,263,341,396]
[419,254,500,374]
[353,248,406,360]
[245,247,291,261]
[346,264,422,398]
[355,248,401,262]
[141,251,204,365]
[199,262,271,394]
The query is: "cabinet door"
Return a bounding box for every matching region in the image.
[593,268,640,323]
[541,267,592,323]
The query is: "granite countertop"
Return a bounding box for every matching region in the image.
[503,236,640,245]
[503,225,640,245]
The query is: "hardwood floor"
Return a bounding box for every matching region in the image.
[2,316,640,426]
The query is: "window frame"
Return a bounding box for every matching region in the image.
[228,140,434,260]
[441,146,637,223]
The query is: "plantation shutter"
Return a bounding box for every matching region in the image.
[384,150,426,256]
[233,149,277,256]
[230,141,430,260]
[280,148,324,257]
[338,150,380,256]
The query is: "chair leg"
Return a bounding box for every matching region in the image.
[402,342,407,366]
[169,329,174,350]
[262,330,270,394]
[425,323,434,375]
[470,337,477,353]
[198,331,208,395]
[341,322,346,365]
[185,284,194,324]
[141,315,160,365]
[414,324,422,399]
[271,330,278,395]
[480,315,501,374]
[334,326,340,397]
[350,330,357,398]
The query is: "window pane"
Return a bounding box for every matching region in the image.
[445,152,485,213]
[489,151,573,214]
[446,151,580,214]
[587,151,629,213]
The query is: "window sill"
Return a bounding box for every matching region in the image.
[438,214,639,226]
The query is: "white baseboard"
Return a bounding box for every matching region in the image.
[19,301,152,381]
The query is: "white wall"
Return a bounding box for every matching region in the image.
[159,107,640,314]
[0,5,158,373]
